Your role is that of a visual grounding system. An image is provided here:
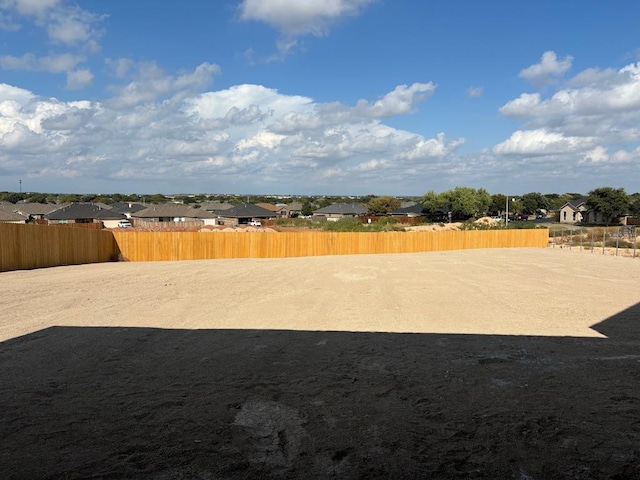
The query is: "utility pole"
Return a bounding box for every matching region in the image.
[19,179,22,193]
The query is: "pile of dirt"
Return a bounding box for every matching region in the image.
[474,216,499,226]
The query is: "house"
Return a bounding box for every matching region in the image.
[286,202,303,217]
[45,203,126,228]
[216,203,278,226]
[109,202,147,219]
[390,202,425,218]
[312,202,367,220]
[0,208,27,223]
[131,204,217,227]
[559,198,611,224]
[200,201,234,212]
[559,199,588,224]
[12,203,62,221]
[256,202,288,218]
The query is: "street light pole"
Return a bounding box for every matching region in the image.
[505,195,509,226]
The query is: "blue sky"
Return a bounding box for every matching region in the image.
[1,0,639,196]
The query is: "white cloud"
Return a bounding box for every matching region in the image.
[0,71,462,193]
[500,61,640,143]
[519,51,573,86]
[466,86,483,98]
[492,129,593,156]
[240,0,374,57]
[66,69,93,90]
[365,82,436,117]
[0,0,104,48]
[107,61,221,108]
[1,0,61,20]
[0,52,83,72]
[240,0,374,36]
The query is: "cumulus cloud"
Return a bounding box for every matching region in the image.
[0,0,104,48]
[492,129,593,156]
[65,68,93,90]
[0,52,83,72]
[1,0,61,20]
[240,0,374,57]
[500,61,640,144]
[107,61,221,108]
[0,70,462,193]
[240,0,374,36]
[519,51,573,86]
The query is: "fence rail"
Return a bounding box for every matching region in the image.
[0,223,117,272]
[1,224,549,271]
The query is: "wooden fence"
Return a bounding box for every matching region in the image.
[111,229,549,262]
[1,225,548,271]
[0,223,117,272]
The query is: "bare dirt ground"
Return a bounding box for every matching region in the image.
[1,248,639,479]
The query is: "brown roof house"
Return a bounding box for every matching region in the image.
[256,202,288,218]
[131,204,218,228]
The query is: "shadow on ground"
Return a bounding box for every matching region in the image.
[1,304,639,479]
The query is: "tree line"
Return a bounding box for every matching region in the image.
[1,187,638,223]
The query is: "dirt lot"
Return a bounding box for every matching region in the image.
[1,248,639,479]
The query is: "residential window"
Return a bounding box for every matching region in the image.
[563,211,567,221]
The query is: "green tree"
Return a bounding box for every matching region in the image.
[421,190,447,216]
[0,192,25,203]
[367,196,401,215]
[26,193,47,203]
[629,193,640,215]
[441,187,491,219]
[586,187,629,225]
[301,199,314,216]
[521,192,550,214]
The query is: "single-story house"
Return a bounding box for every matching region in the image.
[12,202,62,221]
[131,204,218,227]
[286,202,303,217]
[559,199,588,224]
[109,202,147,218]
[45,203,127,228]
[200,201,234,212]
[0,208,27,223]
[256,202,288,218]
[216,203,278,226]
[312,203,367,220]
[390,202,425,218]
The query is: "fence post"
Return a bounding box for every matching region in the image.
[569,229,573,250]
[580,229,583,251]
[591,229,594,253]
[602,231,606,254]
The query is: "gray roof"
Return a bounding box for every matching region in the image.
[219,203,278,218]
[110,202,147,214]
[12,203,61,216]
[132,203,212,219]
[46,203,123,221]
[313,202,367,215]
[561,198,588,210]
[200,201,234,211]
[390,203,425,215]
[0,209,27,222]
